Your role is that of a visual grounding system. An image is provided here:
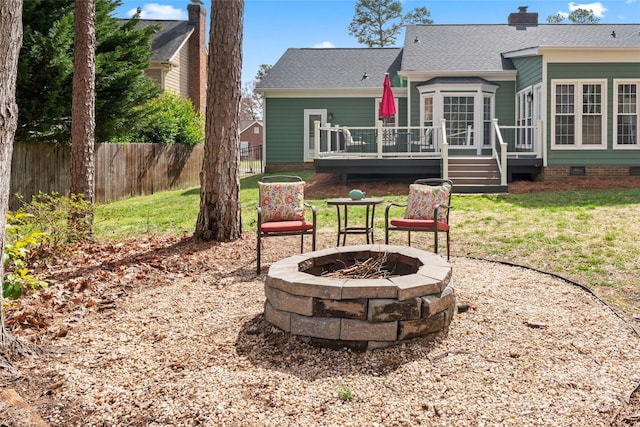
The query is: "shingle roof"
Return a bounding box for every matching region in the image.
[133,19,194,62]
[257,48,403,90]
[403,24,640,72]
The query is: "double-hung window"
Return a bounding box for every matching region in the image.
[551,80,606,149]
[614,81,639,148]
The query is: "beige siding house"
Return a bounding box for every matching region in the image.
[136,3,207,113]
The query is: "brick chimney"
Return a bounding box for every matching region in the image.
[187,3,207,113]
[508,6,538,27]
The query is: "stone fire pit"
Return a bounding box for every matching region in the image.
[264,244,455,350]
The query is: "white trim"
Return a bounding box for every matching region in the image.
[550,79,608,150]
[613,79,640,150]
[257,88,408,98]
[540,47,640,63]
[303,109,326,161]
[400,70,517,82]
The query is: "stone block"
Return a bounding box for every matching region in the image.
[398,311,446,340]
[265,285,313,316]
[421,282,456,318]
[391,274,442,301]
[291,314,341,340]
[264,301,291,332]
[341,319,398,341]
[341,278,397,299]
[368,297,421,322]
[313,298,367,320]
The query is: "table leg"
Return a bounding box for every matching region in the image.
[370,205,376,243]
[343,205,348,246]
[335,205,341,247]
[365,205,370,244]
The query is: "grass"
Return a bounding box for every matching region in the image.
[93,172,640,314]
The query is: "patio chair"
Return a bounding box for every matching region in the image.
[256,175,316,274]
[384,178,453,260]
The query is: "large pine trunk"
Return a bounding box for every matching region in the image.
[194,0,244,242]
[0,0,23,347]
[70,0,96,234]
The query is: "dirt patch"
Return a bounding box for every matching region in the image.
[304,173,640,198]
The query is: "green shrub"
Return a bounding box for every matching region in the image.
[116,92,204,145]
[16,192,94,252]
[3,213,49,299]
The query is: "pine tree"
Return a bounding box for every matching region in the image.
[17,0,160,143]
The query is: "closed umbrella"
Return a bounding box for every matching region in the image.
[379,73,396,120]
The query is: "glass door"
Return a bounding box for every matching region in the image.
[303,109,327,161]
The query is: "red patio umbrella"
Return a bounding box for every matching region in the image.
[379,73,396,119]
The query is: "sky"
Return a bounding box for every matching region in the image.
[114,0,640,86]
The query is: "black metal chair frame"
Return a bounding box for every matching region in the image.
[384,178,453,260]
[256,175,316,274]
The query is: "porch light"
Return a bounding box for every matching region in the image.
[328,112,334,121]
[526,92,533,103]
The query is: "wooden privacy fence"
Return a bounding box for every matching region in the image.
[9,142,204,211]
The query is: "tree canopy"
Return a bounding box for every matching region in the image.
[348,0,433,47]
[547,8,601,24]
[17,0,161,143]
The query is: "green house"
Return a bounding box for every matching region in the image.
[257,7,640,192]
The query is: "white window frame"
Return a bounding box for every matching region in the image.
[613,79,640,150]
[551,79,607,150]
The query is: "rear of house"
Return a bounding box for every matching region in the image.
[257,7,640,192]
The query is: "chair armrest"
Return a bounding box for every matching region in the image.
[433,203,452,223]
[304,202,317,226]
[256,205,263,228]
[385,202,406,223]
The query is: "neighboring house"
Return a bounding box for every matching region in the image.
[134,3,207,113]
[239,120,263,156]
[257,7,640,191]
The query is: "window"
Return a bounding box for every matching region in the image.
[253,126,260,134]
[551,80,606,149]
[614,81,639,148]
[483,96,492,146]
[444,96,474,146]
[375,97,398,127]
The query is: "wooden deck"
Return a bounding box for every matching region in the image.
[314,156,543,193]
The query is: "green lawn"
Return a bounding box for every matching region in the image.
[94,172,640,315]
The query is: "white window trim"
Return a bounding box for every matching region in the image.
[550,79,607,150]
[613,79,640,150]
[417,83,498,150]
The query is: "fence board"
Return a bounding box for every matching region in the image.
[9,142,204,210]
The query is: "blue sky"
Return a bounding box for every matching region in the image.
[114,1,640,86]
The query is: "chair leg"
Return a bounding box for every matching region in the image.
[434,228,438,255]
[446,231,450,261]
[300,235,304,253]
[256,232,262,275]
[407,231,411,246]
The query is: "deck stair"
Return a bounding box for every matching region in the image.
[447,156,508,194]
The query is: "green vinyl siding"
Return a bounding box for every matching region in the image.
[546,63,640,166]
[264,97,407,163]
[494,81,515,126]
[512,56,542,91]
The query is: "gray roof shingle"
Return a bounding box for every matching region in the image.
[131,19,194,62]
[403,24,640,72]
[260,24,640,89]
[257,48,403,90]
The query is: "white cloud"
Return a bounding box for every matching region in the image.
[568,2,608,18]
[626,0,636,4]
[126,3,187,20]
[313,41,335,48]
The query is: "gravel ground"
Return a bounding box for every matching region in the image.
[2,232,639,426]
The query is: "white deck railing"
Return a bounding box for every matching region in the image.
[314,119,541,183]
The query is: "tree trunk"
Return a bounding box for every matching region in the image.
[0,0,23,347]
[70,0,96,235]
[194,0,244,242]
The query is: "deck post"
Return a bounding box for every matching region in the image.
[377,120,383,159]
[441,119,448,179]
[536,120,543,159]
[314,120,320,158]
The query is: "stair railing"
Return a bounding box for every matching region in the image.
[491,119,508,186]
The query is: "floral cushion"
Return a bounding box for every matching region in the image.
[259,181,306,222]
[404,183,451,221]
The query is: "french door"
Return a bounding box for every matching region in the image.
[303,109,326,161]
